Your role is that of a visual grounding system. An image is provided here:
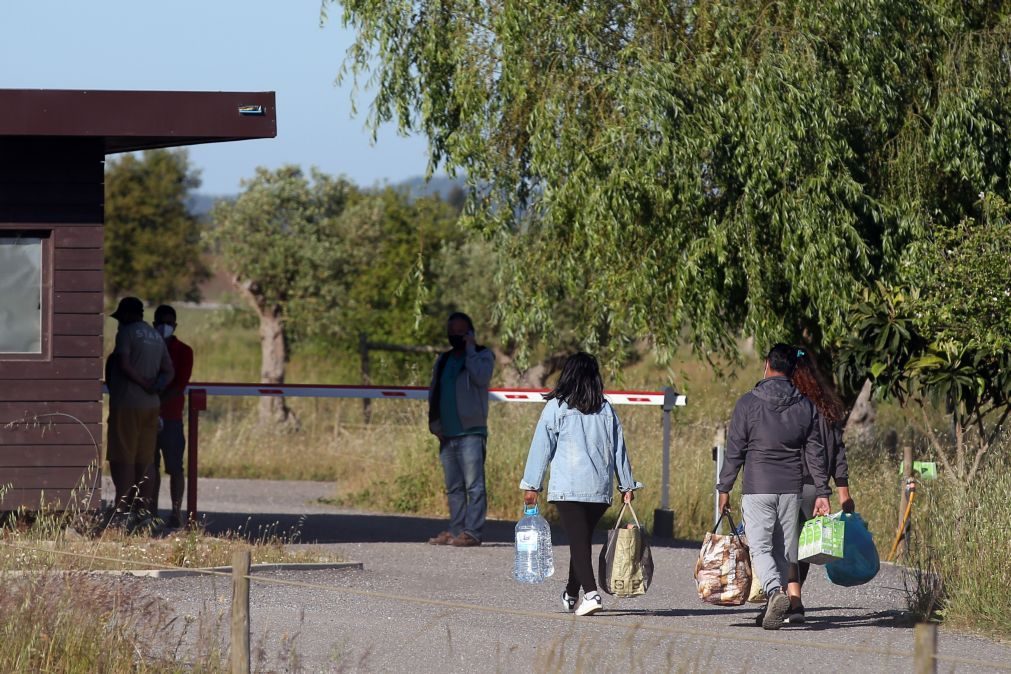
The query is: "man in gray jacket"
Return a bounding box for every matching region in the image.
[427,312,495,547]
[717,343,831,630]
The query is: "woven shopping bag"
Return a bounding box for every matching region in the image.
[694,512,753,606]
[733,521,766,604]
[598,503,654,597]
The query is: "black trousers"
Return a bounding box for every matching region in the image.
[554,501,609,595]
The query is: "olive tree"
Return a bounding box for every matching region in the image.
[209,167,360,426]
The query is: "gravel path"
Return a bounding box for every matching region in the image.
[114,477,1011,672]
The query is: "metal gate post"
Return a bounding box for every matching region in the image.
[653,387,679,539]
[186,388,207,525]
[712,424,726,531]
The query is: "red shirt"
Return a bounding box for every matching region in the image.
[160,336,194,421]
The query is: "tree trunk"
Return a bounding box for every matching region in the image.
[234,277,296,428]
[257,303,295,427]
[954,418,965,481]
[844,379,877,448]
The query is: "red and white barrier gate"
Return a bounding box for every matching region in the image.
[184,383,686,525]
[185,382,686,406]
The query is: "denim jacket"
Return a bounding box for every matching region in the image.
[520,398,643,504]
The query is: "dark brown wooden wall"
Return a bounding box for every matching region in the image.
[0,137,103,510]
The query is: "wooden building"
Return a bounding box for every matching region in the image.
[0,89,276,511]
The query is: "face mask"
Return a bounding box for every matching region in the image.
[158,324,174,338]
[448,334,466,349]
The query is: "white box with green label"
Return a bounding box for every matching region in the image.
[798,515,845,564]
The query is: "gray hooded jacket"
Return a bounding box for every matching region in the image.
[717,376,831,497]
[427,344,495,435]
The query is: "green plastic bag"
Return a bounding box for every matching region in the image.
[798,515,845,564]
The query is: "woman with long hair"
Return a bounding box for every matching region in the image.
[520,352,642,616]
[784,348,854,624]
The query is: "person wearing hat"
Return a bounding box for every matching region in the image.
[106,297,174,524]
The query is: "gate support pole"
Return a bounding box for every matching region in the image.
[186,388,207,525]
[653,387,679,539]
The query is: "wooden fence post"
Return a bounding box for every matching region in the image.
[231,548,251,674]
[359,332,372,425]
[898,444,913,558]
[913,622,937,674]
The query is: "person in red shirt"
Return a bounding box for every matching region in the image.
[152,305,194,528]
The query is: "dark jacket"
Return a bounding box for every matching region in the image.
[717,377,831,497]
[803,417,849,487]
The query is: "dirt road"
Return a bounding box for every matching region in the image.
[121,477,1010,672]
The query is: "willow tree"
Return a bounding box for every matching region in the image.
[329,0,1011,380]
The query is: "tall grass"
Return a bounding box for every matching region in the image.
[903,451,1011,634]
[0,570,204,673]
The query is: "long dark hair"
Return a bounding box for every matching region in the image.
[791,349,846,425]
[543,352,605,414]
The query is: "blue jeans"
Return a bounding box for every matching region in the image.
[439,434,487,541]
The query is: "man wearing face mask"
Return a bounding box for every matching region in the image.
[427,312,496,547]
[152,305,194,529]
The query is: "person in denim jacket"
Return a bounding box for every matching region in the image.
[520,352,642,616]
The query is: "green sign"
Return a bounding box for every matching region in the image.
[898,461,938,480]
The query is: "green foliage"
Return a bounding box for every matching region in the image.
[208,166,471,383]
[332,0,1011,365]
[903,193,1011,352]
[838,196,1011,480]
[104,149,209,303]
[207,166,359,323]
[336,187,467,350]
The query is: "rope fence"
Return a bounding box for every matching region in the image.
[3,540,1008,673]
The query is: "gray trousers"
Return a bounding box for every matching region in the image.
[742,493,800,596]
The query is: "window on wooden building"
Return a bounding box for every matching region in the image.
[0,235,43,354]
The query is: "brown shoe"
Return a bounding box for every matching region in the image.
[428,531,455,545]
[450,532,481,547]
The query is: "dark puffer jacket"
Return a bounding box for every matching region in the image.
[717,376,830,497]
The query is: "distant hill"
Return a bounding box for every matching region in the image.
[186,193,232,221]
[396,174,467,202]
[187,175,466,219]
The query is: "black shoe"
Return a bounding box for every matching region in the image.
[762,590,791,630]
[167,512,182,529]
[786,603,806,624]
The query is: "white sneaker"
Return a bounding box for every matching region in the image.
[561,591,578,613]
[575,591,602,616]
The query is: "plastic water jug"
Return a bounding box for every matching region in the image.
[513,504,554,583]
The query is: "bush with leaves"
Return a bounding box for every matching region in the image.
[105,149,209,304]
[838,195,1011,483]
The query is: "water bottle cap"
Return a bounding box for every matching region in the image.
[524,504,538,515]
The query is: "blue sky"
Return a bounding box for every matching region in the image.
[0,0,431,194]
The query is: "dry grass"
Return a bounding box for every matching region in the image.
[110,306,1011,635]
[0,570,200,673]
[0,520,340,572]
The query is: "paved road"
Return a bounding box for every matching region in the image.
[116,477,1011,672]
